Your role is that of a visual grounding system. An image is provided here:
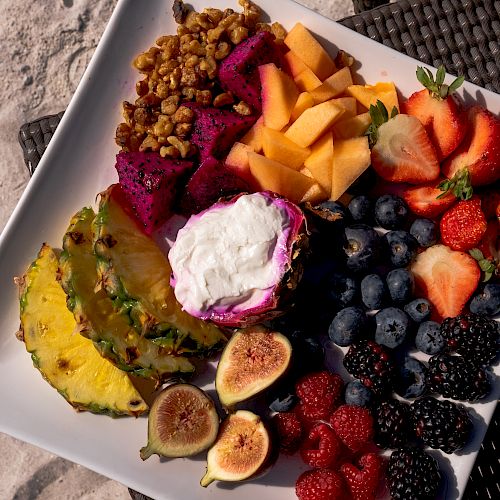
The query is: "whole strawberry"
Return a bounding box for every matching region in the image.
[295,468,348,500]
[340,452,383,500]
[300,423,343,469]
[330,404,374,452]
[440,197,487,251]
[272,411,303,455]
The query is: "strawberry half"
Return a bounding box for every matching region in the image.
[442,106,500,186]
[404,66,466,160]
[402,181,456,218]
[440,197,487,251]
[411,244,480,320]
[368,101,440,184]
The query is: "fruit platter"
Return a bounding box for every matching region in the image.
[0,0,499,499]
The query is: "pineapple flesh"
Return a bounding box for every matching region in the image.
[59,207,195,381]
[92,184,226,356]
[17,243,148,416]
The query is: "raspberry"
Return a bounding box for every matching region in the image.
[300,423,342,469]
[295,400,333,430]
[272,412,303,455]
[330,405,374,452]
[295,468,347,500]
[340,452,383,500]
[296,371,344,408]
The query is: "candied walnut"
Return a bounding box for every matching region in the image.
[229,26,249,45]
[167,136,191,158]
[122,101,135,125]
[169,68,182,90]
[182,87,196,100]
[155,80,169,99]
[181,66,199,87]
[195,13,214,30]
[136,92,162,108]
[335,50,354,68]
[152,115,174,137]
[215,42,231,60]
[271,22,287,42]
[133,107,150,125]
[136,79,148,96]
[205,42,217,57]
[207,25,225,42]
[196,89,212,105]
[239,0,260,27]
[173,106,195,124]
[160,145,180,158]
[174,122,192,138]
[204,8,223,25]
[140,135,160,152]
[213,92,234,107]
[172,0,189,24]
[233,101,253,115]
[133,48,159,72]
[161,95,180,115]
[115,123,132,148]
[199,56,217,79]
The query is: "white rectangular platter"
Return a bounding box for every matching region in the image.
[0,1,498,499]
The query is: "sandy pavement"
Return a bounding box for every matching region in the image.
[0,0,353,498]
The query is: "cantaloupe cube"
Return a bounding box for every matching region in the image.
[347,82,399,113]
[240,116,265,152]
[225,142,256,186]
[291,92,315,122]
[331,136,371,200]
[300,167,314,178]
[310,67,353,104]
[262,127,311,170]
[248,152,316,204]
[330,97,357,119]
[304,132,333,194]
[259,63,299,131]
[301,183,328,204]
[294,68,322,92]
[284,23,336,81]
[284,51,307,78]
[285,100,344,148]
[333,112,372,140]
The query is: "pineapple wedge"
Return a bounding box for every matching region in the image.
[92,185,227,357]
[17,244,148,416]
[60,206,197,382]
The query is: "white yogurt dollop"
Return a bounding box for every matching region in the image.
[168,193,291,317]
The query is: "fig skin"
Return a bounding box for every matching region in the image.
[200,410,276,487]
[140,383,219,460]
[215,326,292,409]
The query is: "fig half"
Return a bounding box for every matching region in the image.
[200,410,273,487]
[215,326,292,408]
[140,383,219,459]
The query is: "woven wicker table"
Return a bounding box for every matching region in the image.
[18,0,499,498]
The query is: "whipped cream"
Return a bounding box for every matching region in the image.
[168,193,291,318]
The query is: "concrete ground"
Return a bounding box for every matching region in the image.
[0,0,353,498]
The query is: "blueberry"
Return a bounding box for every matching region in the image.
[410,218,437,247]
[345,380,373,407]
[374,195,408,229]
[348,195,373,223]
[361,274,388,310]
[395,357,427,398]
[375,307,410,348]
[404,298,432,323]
[329,306,367,346]
[343,224,381,273]
[470,284,500,317]
[384,230,419,267]
[386,268,414,304]
[327,272,359,308]
[415,321,445,355]
[268,389,298,413]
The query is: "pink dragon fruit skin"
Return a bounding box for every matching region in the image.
[115,151,193,235]
[170,192,308,328]
[180,156,251,215]
[188,105,257,162]
[218,31,286,112]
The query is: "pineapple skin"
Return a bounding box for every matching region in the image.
[17,243,148,417]
[92,184,227,357]
[59,207,195,382]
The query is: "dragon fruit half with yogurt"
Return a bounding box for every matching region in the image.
[168,192,308,327]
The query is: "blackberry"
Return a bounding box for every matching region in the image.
[343,339,396,395]
[372,399,413,449]
[387,448,441,500]
[428,354,490,401]
[440,313,499,365]
[411,397,472,453]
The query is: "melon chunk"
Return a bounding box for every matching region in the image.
[310,67,353,104]
[240,116,265,152]
[347,82,400,113]
[301,183,327,204]
[284,23,336,80]
[225,142,256,187]
[291,92,315,122]
[304,132,333,194]
[248,152,315,203]
[294,68,322,92]
[330,97,357,119]
[333,112,372,140]
[262,128,311,170]
[259,63,299,131]
[285,100,344,148]
[331,136,371,201]
[284,50,308,78]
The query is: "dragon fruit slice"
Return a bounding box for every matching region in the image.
[218,31,286,112]
[180,156,251,215]
[169,192,308,327]
[189,106,257,162]
[115,151,193,234]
